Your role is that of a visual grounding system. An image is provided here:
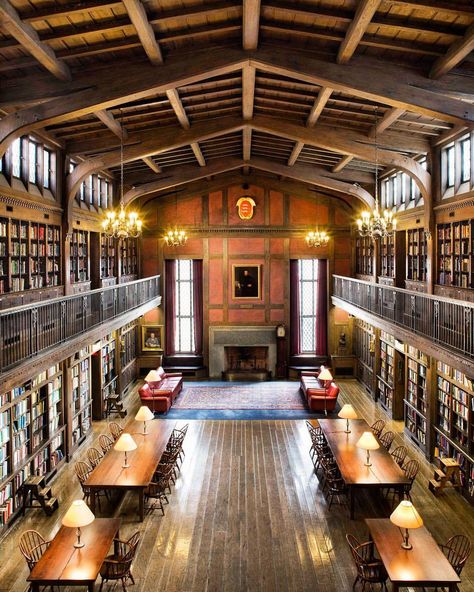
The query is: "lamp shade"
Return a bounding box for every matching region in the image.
[338,404,358,420]
[114,433,137,452]
[318,368,333,381]
[144,370,161,383]
[390,500,423,530]
[135,406,154,422]
[356,431,380,451]
[62,499,95,528]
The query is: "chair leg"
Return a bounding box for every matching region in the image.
[99,577,105,592]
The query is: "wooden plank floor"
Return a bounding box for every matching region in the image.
[1,379,474,592]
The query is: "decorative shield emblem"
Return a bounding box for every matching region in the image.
[236,196,256,220]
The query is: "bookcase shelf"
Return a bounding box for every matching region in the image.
[354,319,375,394]
[355,236,373,276]
[119,322,138,397]
[120,237,138,278]
[380,235,395,278]
[435,361,474,499]
[70,229,89,284]
[91,333,118,420]
[404,346,429,454]
[0,217,61,294]
[377,331,404,419]
[407,228,427,282]
[437,219,474,289]
[100,235,116,279]
[0,365,66,532]
[69,347,92,453]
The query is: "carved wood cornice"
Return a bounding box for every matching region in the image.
[0,192,62,214]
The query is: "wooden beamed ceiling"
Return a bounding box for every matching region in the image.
[0,0,473,205]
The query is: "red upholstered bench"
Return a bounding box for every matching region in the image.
[300,371,340,413]
[138,367,183,414]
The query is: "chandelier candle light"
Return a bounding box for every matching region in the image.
[305,230,329,248]
[102,116,143,238]
[356,107,396,240]
[164,228,188,247]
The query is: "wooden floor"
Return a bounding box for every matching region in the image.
[1,379,474,592]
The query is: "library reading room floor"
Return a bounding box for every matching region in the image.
[0,380,473,592]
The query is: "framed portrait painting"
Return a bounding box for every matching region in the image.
[232,265,261,299]
[141,325,164,352]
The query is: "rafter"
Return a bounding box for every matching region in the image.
[386,0,474,18]
[430,23,474,79]
[370,107,406,136]
[243,0,261,50]
[307,86,333,127]
[0,0,71,81]
[142,156,161,174]
[243,128,252,160]
[122,0,163,65]
[337,0,382,64]
[242,65,256,120]
[95,110,128,140]
[332,155,354,173]
[288,142,304,166]
[191,142,206,166]
[166,89,191,129]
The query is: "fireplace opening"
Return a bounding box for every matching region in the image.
[223,346,272,381]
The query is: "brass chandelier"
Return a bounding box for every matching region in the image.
[164,228,188,247]
[102,117,143,239]
[305,230,329,247]
[356,107,396,240]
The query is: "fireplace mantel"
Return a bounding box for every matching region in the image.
[209,326,277,378]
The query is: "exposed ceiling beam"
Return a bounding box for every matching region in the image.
[430,125,471,148]
[21,1,122,21]
[430,23,474,79]
[242,65,256,120]
[0,0,71,81]
[166,89,191,129]
[95,109,128,139]
[122,0,163,65]
[123,157,374,208]
[288,142,304,166]
[191,142,206,166]
[371,107,406,136]
[243,128,252,160]
[307,86,333,127]
[385,0,474,18]
[332,155,354,173]
[243,0,261,50]
[142,156,161,173]
[337,0,382,64]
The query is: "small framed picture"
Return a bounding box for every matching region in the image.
[141,325,163,352]
[232,264,261,299]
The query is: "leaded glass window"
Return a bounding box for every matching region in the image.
[298,259,321,353]
[175,259,195,353]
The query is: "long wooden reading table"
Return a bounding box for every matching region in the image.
[27,517,120,592]
[85,419,175,521]
[315,419,410,519]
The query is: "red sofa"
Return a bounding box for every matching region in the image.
[138,368,183,414]
[300,371,340,413]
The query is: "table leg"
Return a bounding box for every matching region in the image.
[350,486,355,520]
[31,583,39,592]
[139,488,144,521]
[392,584,399,592]
[89,489,96,514]
[88,582,95,592]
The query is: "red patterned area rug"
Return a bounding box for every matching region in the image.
[173,381,307,410]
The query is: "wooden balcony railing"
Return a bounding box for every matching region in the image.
[0,275,160,373]
[333,275,474,360]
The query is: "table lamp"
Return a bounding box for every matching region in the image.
[114,433,137,468]
[62,499,95,548]
[356,431,379,466]
[338,404,358,433]
[390,500,423,550]
[144,369,161,384]
[135,405,154,434]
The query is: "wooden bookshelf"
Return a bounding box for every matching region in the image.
[434,361,474,502]
[437,222,452,286]
[407,228,427,283]
[404,346,429,455]
[100,235,116,280]
[68,347,93,453]
[0,217,61,295]
[119,322,138,398]
[70,229,89,284]
[355,236,373,276]
[380,235,394,278]
[354,319,375,394]
[120,237,138,279]
[436,219,474,289]
[377,331,404,419]
[0,365,66,532]
[91,333,118,420]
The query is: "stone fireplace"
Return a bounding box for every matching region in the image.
[223,346,271,381]
[209,326,277,379]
